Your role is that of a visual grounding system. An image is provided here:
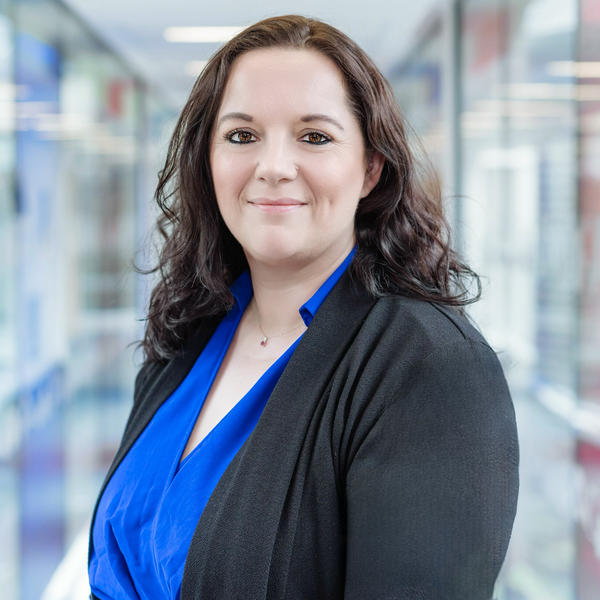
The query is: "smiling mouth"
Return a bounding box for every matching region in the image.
[248,198,306,206]
[248,202,306,213]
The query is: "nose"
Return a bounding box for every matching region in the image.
[254,135,298,184]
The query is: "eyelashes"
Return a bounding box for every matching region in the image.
[301,131,332,145]
[225,129,255,144]
[223,129,332,145]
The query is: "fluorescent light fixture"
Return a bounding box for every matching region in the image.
[185,60,208,77]
[577,85,600,102]
[0,82,25,100]
[164,26,244,43]
[547,61,600,78]
[504,82,573,99]
[501,82,600,101]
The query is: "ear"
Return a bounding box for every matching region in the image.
[360,150,385,199]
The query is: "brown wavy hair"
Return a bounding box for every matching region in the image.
[137,14,481,364]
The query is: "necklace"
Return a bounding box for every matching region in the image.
[252,300,306,347]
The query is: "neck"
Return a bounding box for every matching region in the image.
[245,244,353,336]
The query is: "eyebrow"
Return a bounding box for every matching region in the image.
[217,112,345,131]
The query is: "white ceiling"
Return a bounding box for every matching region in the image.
[63,0,443,109]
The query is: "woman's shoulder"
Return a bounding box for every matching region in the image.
[347,291,516,408]
[332,295,506,413]
[367,292,492,354]
[337,291,515,471]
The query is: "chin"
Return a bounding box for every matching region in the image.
[244,237,309,268]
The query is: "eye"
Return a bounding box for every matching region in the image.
[302,131,332,145]
[223,129,332,145]
[224,129,256,144]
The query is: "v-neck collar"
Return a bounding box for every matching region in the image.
[88,262,377,570]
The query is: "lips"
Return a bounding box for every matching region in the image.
[249,198,306,206]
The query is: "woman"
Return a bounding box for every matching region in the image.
[88,14,519,600]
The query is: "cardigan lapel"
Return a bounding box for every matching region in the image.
[181,269,377,598]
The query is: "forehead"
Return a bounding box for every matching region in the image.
[217,48,352,117]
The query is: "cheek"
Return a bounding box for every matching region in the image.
[212,149,253,187]
[211,158,236,221]
[309,159,364,205]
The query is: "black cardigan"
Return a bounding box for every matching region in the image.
[88,268,519,600]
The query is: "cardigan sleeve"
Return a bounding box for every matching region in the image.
[343,339,519,600]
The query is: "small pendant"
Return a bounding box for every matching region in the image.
[260,336,268,347]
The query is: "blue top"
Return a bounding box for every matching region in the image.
[88,246,356,600]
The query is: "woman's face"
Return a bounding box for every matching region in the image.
[209,47,382,269]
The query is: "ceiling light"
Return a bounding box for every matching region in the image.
[164,26,244,43]
[547,61,600,78]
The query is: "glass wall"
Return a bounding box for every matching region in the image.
[0,1,18,596]
[576,0,600,595]
[389,14,445,172]
[0,1,175,598]
[388,13,452,226]
[460,0,581,597]
[392,0,600,598]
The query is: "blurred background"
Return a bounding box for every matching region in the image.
[0,0,598,598]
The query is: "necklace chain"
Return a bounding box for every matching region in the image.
[252,300,306,347]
